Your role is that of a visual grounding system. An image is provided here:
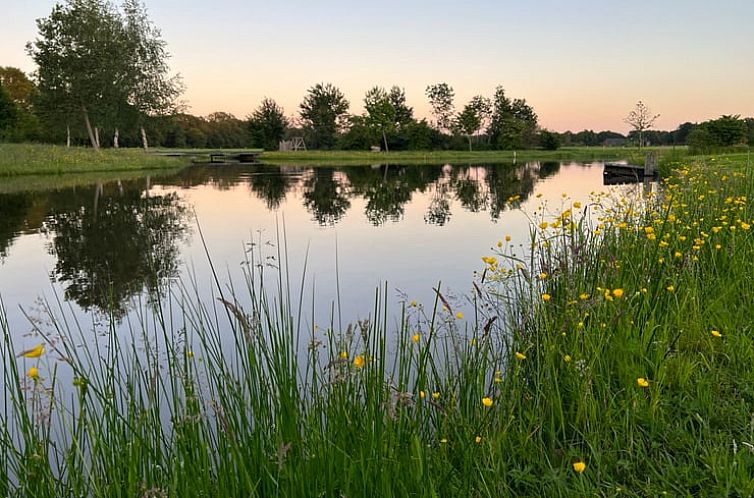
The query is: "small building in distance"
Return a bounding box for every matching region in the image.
[279,137,306,151]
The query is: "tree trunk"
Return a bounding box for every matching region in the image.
[467,134,473,152]
[94,127,100,149]
[140,126,149,151]
[114,128,120,148]
[382,130,389,153]
[66,125,71,148]
[82,107,100,150]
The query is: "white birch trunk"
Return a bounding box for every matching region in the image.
[66,125,71,148]
[140,126,149,151]
[114,128,120,148]
[94,127,100,149]
[82,107,99,151]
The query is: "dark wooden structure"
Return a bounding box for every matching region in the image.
[150,150,263,164]
[207,151,262,163]
[603,152,658,183]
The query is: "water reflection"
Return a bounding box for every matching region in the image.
[0,161,603,321]
[40,182,188,319]
[0,193,32,259]
[302,168,351,226]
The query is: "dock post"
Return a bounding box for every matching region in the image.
[644,152,657,177]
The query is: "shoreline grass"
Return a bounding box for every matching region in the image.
[261,146,679,167]
[2,152,754,495]
[0,143,686,179]
[0,144,184,177]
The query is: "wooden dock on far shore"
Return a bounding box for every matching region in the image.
[151,149,263,164]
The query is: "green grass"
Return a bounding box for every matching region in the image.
[3,151,754,496]
[0,143,688,178]
[261,146,679,166]
[0,144,184,177]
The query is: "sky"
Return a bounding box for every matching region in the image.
[2,0,753,133]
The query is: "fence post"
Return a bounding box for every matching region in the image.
[644,152,657,176]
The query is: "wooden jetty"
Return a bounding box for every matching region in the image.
[205,151,262,164]
[151,149,263,164]
[603,152,658,183]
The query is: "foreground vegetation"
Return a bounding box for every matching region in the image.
[0,144,183,177]
[2,152,754,496]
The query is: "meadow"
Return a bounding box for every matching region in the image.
[0,144,183,177]
[0,143,682,177]
[2,151,754,496]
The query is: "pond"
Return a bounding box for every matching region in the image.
[0,160,648,353]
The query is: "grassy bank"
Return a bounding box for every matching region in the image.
[0,144,184,177]
[3,152,754,496]
[0,143,687,178]
[261,146,679,166]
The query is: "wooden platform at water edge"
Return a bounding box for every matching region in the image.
[151,149,264,164]
[603,152,658,184]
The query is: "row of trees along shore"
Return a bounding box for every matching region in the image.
[1,0,754,152]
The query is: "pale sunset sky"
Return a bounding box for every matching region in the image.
[2,0,753,133]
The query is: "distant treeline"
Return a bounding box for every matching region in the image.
[2,65,753,152]
[558,117,754,153]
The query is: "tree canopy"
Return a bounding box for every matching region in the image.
[426,83,455,132]
[27,0,182,149]
[299,83,349,149]
[248,98,288,151]
[624,101,660,148]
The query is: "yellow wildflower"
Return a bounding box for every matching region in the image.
[573,461,586,473]
[475,436,482,444]
[339,351,348,360]
[419,390,426,399]
[505,234,512,242]
[456,312,464,320]
[411,333,420,343]
[573,201,582,209]
[27,367,39,380]
[17,344,44,359]
[711,330,722,338]
[637,377,649,388]
[482,396,493,407]
[579,293,589,300]
[542,293,551,302]
[666,285,674,292]
[515,352,526,361]
[432,391,440,399]
[612,288,624,298]
[353,355,365,368]
[564,355,572,363]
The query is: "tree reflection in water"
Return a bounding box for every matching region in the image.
[302,168,351,226]
[42,181,188,319]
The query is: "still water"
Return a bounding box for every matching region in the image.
[0,161,641,350]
